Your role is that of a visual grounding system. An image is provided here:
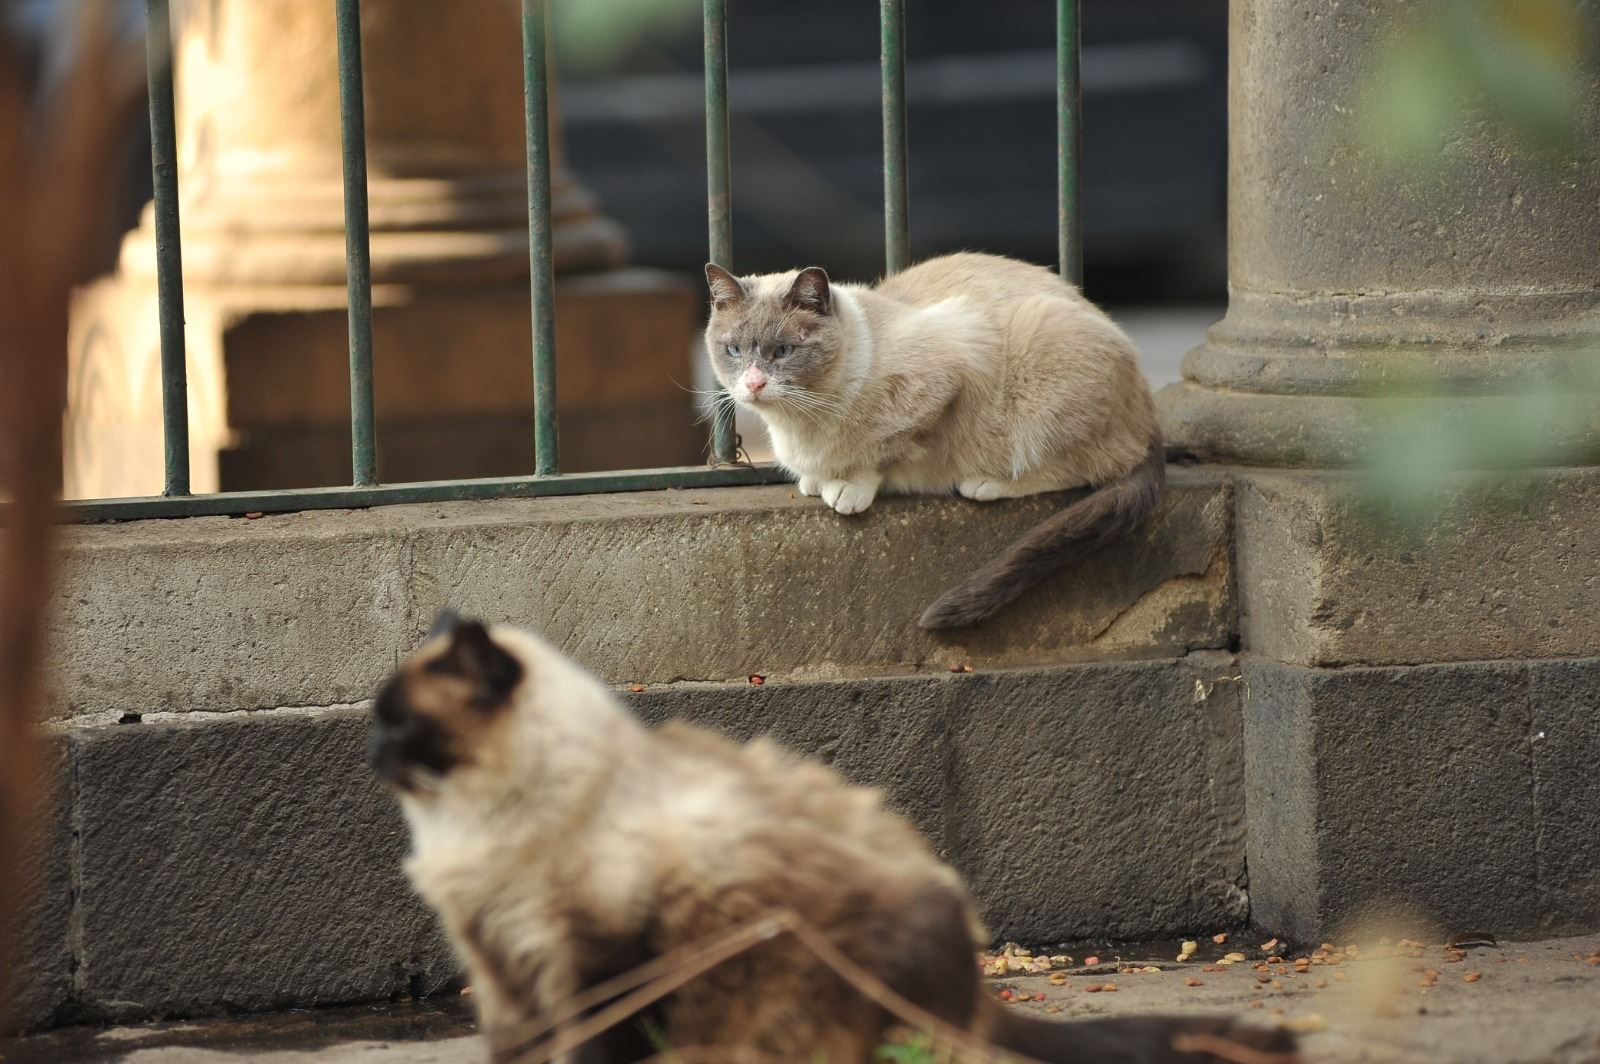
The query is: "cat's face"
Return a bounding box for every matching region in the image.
[704,265,845,408]
[369,612,526,797]
[370,613,621,815]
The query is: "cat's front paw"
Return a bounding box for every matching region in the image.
[821,478,879,515]
[797,475,821,497]
[957,478,1004,502]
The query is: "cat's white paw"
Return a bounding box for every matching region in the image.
[797,475,821,497]
[957,478,1004,502]
[821,478,878,515]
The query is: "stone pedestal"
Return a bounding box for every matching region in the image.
[66,0,703,498]
[1158,1,1600,940]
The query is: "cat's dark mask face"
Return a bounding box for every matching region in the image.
[370,612,524,793]
[704,265,844,407]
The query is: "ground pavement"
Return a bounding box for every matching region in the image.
[5,933,1598,1063]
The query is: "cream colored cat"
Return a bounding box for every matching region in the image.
[703,252,1163,629]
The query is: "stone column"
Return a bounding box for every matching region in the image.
[67,0,705,497]
[1158,1,1600,943]
[1160,0,1600,467]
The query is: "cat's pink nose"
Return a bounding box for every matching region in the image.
[742,367,767,395]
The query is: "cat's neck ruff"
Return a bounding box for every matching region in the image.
[828,284,876,404]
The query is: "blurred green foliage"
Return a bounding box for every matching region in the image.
[1351,1,1599,519]
[1359,0,1592,161]
[547,0,700,73]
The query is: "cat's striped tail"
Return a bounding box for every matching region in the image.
[917,439,1167,630]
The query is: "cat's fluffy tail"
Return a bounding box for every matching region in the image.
[990,1006,1299,1064]
[917,439,1166,629]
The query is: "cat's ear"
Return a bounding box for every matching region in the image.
[428,619,524,710]
[784,267,832,316]
[426,608,461,640]
[704,263,746,309]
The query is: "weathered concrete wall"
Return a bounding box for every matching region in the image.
[17,466,1600,1032]
[1243,656,1600,945]
[16,658,1250,1030]
[49,477,1233,719]
[1235,470,1600,667]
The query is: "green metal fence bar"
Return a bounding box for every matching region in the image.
[143,0,189,497]
[1056,0,1083,285]
[64,465,792,524]
[334,0,378,487]
[880,0,908,275]
[522,0,560,476]
[703,0,737,463]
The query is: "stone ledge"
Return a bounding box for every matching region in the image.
[1243,655,1600,942]
[1232,467,1600,667]
[13,656,1248,1029]
[46,472,1233,719]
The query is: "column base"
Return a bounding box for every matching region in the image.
[65,268,708,498]
[1159,289,1600,467]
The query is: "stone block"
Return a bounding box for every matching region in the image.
[71,709,455,1018]
[3,737,73,1033]
[66,269,705,498]
[42,658,1248,1022]
[1235,468,1600,667]
[1239,658,1600,942]
[632,656,1249,943]
[944,656,1248,943]
[410,473,1234,687]
[52,510,415,719]
[1528,659,1600,934]
[49,476,1232,721]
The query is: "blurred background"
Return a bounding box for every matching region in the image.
[555,0,1226,391]
[7,0,1225,397]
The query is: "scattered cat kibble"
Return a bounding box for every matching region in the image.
[1032,992,1046,1002]
[1084,955,1101,966]
[1463,971,1483,983]
[628,684,645,693]
[1212,933,1229,945]
[1260,938,1280,953]
[1048,973,1068,986]
[748,675,765,685]
[1184,978,1204,987]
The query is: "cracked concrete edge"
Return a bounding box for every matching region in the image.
[43,474,1235,719]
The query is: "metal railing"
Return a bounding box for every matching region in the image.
[69,0,1082,522]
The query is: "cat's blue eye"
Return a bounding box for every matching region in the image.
[773,344,792,359]
[726,343,741,358]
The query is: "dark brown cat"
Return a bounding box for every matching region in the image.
[372,613,1296,1064]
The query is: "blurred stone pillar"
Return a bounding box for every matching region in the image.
[1159,0,1600,466]
[1157,1,1600,944]
[67,0,705,496]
